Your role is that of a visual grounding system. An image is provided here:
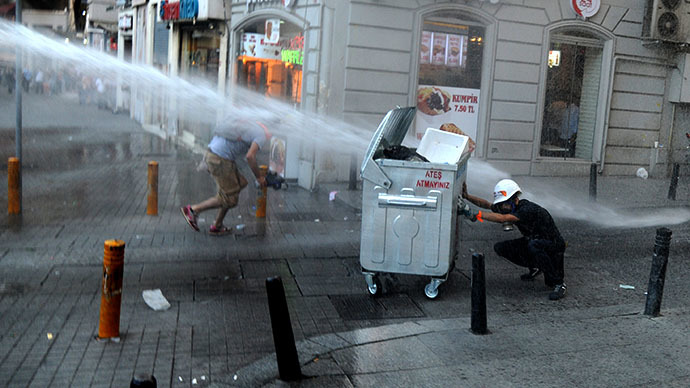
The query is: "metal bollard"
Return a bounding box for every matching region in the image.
[266,276,302,381]
[471,253,488,335]
[348,153,358,190]
[8,157,20,214]
[130,374,157,388]
[589,162,597,202]
[667,163,680,200]
[644,228,672,317]
[98,240,125,339]
[146,161,158,215]
[256,165,268,218]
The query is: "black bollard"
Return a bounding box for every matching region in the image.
[266,276,302,381]
[667,163,680,200]
[644,228,672,317]
[348,154,358,190]
[130,374,157,388]
[471,253,488,335]
[589,163,597,201]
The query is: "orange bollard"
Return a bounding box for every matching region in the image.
[98,239,125,339]
[8,157,20,214]
[147,161,158,216]
[256,165,268,218]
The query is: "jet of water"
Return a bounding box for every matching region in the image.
[0,20,372,156]
[466,159,690,228]
[3,20,687,229]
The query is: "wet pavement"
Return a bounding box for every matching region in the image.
[1,88,690,387]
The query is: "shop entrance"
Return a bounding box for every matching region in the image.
[540,33,603,160]
[234,19,304,179]
[181,26,221,85]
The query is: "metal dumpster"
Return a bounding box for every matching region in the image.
[359,106,471,299]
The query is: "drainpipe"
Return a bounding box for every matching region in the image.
[599,55,675,174]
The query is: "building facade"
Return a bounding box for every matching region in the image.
[124,0,689,185]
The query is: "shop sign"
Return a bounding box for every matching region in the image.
[280,34,303,65]
[242,32,284,60]
[415,85,480,143]
[269,137,286,178]
[548,50,561,68]
[247,0,296,12]
[265,18,280,44]
[160,0,199,21]
[281,50,302,65]
[118,15,133,30]
[570,0,600,18]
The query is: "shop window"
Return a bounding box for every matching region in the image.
[540,32,603,159]
[236,20,303,107]
[415,14,485,142]
[183,29,220,84]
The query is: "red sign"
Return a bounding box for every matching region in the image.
[571,0,600,17]
[416,169,450,190]
[161,1,180,20]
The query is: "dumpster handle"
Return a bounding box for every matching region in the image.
[377,193,438,209]
[387,200,427,207]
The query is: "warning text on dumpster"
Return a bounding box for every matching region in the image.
[417,169,450,189]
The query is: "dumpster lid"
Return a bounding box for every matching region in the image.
[360,106,416,188]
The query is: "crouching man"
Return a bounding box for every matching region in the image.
[462,179,567,300]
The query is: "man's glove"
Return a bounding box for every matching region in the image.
[458,200,483,222]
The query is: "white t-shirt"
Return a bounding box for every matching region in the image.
[208,120,268,161]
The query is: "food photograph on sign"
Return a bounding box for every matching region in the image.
[417,86,451,116]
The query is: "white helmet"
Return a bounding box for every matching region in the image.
[493,179,521,204]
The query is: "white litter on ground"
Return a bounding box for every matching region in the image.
[619,284,635,290]
[142,289,171,311]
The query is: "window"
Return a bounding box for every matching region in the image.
[415,13,484,142]
[540,32,603,159]
[236,20,303,107]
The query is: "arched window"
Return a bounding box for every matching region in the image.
[415,10,487,143]
[540,28,609,160]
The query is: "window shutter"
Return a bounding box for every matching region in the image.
[574,47,602,160]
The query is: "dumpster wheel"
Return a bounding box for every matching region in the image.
[424,278,444,299]
[363,272,381,296]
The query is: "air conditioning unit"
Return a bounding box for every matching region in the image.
[642,0,688,43]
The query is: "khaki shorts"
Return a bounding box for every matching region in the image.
[205,150,248,208]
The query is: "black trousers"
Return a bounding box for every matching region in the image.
[494,237,565,286]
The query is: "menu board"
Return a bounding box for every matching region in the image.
[421,31,466,68]
[431,32,447,65]
[446,34,464,67]
[420,31,431,64]
[242,33,283,60]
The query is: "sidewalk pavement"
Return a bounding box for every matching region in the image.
[223,305,690,387]
[1,89,690,387]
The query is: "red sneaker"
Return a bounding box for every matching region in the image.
[180,205,199,232]
[209,225,232,236]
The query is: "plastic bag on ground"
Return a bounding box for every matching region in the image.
[142,289,171,311]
